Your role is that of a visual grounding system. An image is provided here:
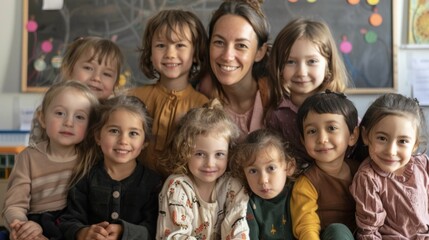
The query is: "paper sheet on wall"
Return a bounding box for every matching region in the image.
[410,54,429,106]
[42,0,64,10]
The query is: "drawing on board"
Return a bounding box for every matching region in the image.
[408,0,429,44]
[21,0,396,94]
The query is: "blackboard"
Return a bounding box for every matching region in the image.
[21,0,396,94]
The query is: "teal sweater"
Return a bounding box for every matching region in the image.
[246,184,295,240]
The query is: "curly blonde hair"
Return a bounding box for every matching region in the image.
[158,99,240,176]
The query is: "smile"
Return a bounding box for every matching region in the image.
[219,64,239,72]
[163,63,180,67]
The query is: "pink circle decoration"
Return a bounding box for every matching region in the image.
[41,40,53,53]
[27,20,38,32]
[340,36,353,54]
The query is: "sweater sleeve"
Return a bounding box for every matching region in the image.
[350,166,385,240]
[156,177,198,240]
[59,176,91,240]
[2,149,32,229]
[291,175,320,240]
[221,176,250,240]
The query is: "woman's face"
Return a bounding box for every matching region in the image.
[209,14,265,87]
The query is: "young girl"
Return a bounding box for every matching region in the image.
[59,96,162,240]
[266,17,350,174]
[2,81,99,240]
[207,0,270,142]
[230,129,296,240]
[350,93,429,239]
[128,9,209,176]
[30,36,124,145]
[156,99,249,239]
[292,90,359,240]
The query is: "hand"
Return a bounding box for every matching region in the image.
[105,223,123,240]
[77,222,110,240]
[10,220,44,240]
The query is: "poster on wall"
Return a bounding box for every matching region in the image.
[408,0,429,44]
[21,0,396,94]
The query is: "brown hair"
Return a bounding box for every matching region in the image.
[68,95,151,187]
[139,9,208,84]
[230,128,295,191]
[207,0,270,100]
[158,99,240,176]
[354,93,428,161]
[60,36,124,90]
[268,17,350,108]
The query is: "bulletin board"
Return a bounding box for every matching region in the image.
[21,0,396,94]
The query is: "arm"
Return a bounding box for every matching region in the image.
[59,176,92,240]
[246,199,259,239]
[290,176,320,240]
[221,176,250,240]
[119,171,161,240]
[350,168,385,240]
[2,150,32,229]
[156,177,198,240]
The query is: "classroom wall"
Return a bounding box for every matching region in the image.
[0,0,428,129]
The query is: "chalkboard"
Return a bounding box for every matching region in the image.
[21,0,396,94]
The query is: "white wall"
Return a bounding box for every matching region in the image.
[0,0,427,129]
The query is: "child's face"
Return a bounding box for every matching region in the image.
[188,134,229,189]
[96,108,145,167]
[151,26,195,84]
[244,146,292,200]
[363,115,417,175]
[39,88,92,152]
[282,37,327,99]
[69,51,118,100]
[209,14,266,86]
[302,111,358,165]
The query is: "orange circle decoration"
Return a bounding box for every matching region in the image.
[288,0,298,2]
[369,13,382,27]
[347,0,360,5]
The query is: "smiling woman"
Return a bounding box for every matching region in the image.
[207,0,271,142]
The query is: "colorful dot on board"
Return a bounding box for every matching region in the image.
[34,58,47,72]
[340,36,353,54]
[364,30,378,43]
[347,0,360,5]
[288,0,298,3]
[51,55,62,68]
[369,9,383,27]
[26,20,38,32]
[118,74,127,87]
[41,40,53,53]
[367,0,379,5]
[307,0,317,3]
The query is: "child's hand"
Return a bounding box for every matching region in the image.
[105,223,123,240]
[9,220,44,240]
[77,221,110,240]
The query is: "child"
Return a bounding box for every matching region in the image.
[2,81,99,240]
[229,129,296,240]
[156,99,249,239]
[30,36,124,145]
[59,96,162,240]
[207,0,270,142]
[291,90,359,240]
[350,93,429,239]
[128,9,209,176]
[265,17,350,174]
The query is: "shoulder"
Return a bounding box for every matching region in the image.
[216,172,245,191]
[127,84,157,100]
[160,174,197,202]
